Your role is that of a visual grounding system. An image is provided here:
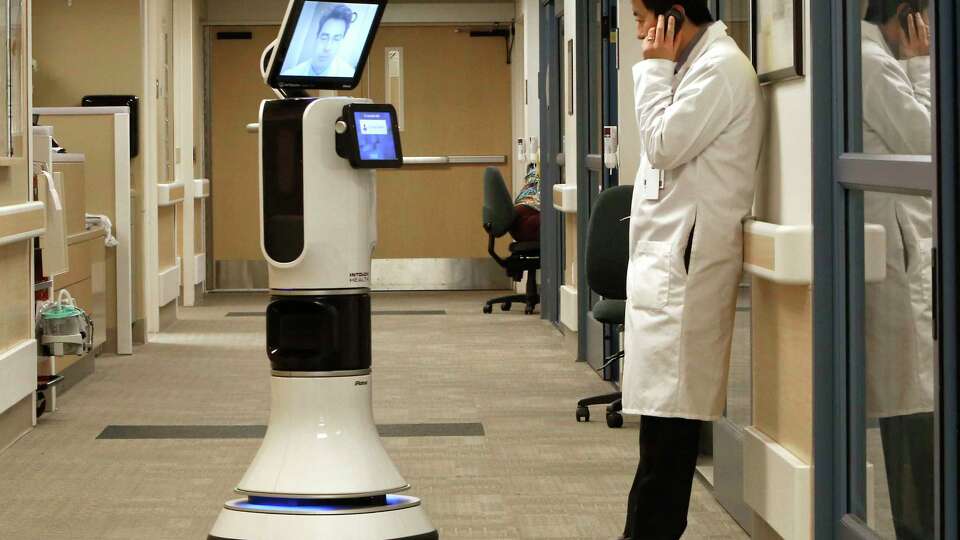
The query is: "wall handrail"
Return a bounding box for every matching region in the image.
[0,201,46,247]
[403,155,507,166]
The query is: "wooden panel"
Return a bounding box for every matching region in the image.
[177,204,184,259]
[87,236,108,349]
[159,205,177,270]
[0,243,31,352]
[752,279,814,463]
[55,241,93,289]
[361,27,513,259]
[37,116,118,220]
[0,396,32,454]
[564,213,577,287]
[54,162,87,236]
[744,231,776,272]
[194,202,204,253]
[210,26,279,261]
[0,205,44,242]
[104,247,118,353]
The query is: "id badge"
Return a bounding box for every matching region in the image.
[643,167,663,201]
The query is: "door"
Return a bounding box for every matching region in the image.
[812,2,957,538]
[343,26,513,284]
[577,0,618,371]
[208,26,280,289]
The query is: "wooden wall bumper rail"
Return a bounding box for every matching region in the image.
[743,220,886,285]
[0,202,46,247]
[157,181,186,207]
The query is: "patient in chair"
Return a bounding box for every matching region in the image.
[511,163,541,242]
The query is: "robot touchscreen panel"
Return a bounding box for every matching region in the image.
[270,0,384,89]
[355,111,398,161]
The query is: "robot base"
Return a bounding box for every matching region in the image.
[208,495,438,540]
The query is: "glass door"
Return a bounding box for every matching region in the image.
[577,0,619,373]
[813,2,957,538]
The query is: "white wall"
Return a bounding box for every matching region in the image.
[753,0,812,227]
[204,0,516,25]
[512,0,540,192]
[512,5,525,190]
[617,0,641,186]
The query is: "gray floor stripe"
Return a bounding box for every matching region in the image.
[97,423,484,440]
[226,310,446,317]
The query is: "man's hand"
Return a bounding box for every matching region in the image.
[900,12,930,59]
[643,15,681,61]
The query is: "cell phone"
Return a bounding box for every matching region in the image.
[666,7,685,34]
[899,5,915,34]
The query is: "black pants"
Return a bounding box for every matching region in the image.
[623,415,703,540]
[878,412,935,540]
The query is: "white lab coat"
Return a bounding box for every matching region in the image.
[861,22,934,418]
[622,22,764,421]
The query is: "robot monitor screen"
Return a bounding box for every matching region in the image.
[337,104,403,168]
[268,0,386,90]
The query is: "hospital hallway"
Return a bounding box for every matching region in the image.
[0,292,746,540]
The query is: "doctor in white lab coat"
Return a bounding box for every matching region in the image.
[619,1,764,539]
[861,2,934,539]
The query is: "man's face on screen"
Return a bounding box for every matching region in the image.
[313,18,347,73]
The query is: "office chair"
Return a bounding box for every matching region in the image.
[481,167,541,315]
[575,185,632,428]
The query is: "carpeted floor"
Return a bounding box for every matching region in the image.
[0,291,747,540]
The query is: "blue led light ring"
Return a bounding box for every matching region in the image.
[225,495,421,516]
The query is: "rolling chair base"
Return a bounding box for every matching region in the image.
[483,294,540,315]
[576,393,623,428]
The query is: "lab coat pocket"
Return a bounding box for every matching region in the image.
[628,241,673,310]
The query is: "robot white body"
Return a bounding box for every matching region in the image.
[208,97,437,539]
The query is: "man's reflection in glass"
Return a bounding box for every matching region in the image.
[861,2,934,539]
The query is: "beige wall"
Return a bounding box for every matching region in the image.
[33,0,149,328]
[32,0,143,107]
[194,0,207,179]
[0,2,38,449]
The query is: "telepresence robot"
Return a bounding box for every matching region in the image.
[208,1,437,538]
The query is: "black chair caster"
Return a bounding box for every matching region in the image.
[501,302,512,312]
[576,406,590,422]
[524,304,535,315]
[606,411,624,428]
[36,391,47,418]
[483,305,493,314]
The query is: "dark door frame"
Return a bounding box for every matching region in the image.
[576,0,620,371]
[539,0,563,325]
[811,1,958,538]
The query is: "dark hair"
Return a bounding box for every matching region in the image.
[864,0,929,24]
[317,4,354,37]
[641,1,714,25]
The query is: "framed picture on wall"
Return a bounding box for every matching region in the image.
[753,0,804,84]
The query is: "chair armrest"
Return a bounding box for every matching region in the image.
[484,224,507,267]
